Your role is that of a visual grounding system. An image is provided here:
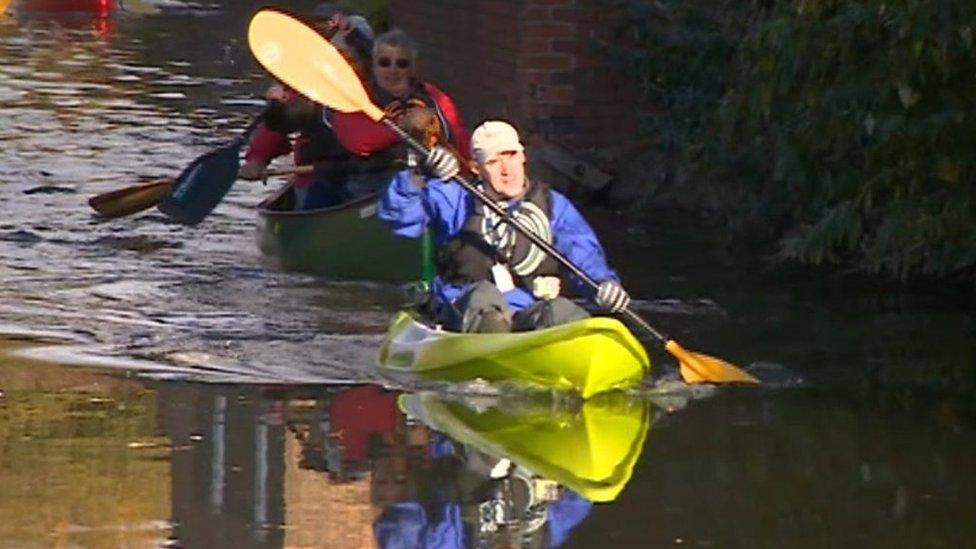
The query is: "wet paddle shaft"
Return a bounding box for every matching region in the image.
[247,8,758,384]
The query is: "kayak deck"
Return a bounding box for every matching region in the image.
[378,311,650,398]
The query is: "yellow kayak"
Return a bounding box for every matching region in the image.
[378,311,650,399]
[399,392,651,502]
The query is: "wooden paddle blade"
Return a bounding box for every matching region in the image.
[88,179,173,218]
[248,8,385,122]
[665,339,760,384]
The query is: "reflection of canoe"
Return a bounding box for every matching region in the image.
[379,311,650,399]
[256,185,432,283]
[400,392,651,502]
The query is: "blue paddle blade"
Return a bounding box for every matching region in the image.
[157,113,264,226]
[156,140,244,225]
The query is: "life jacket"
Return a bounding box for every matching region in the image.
[376,82,453,152]
[333,80,471,161]
[421,82,471,162]
[438,180,561,290]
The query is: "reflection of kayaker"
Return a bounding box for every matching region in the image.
[292,385,405,482]
[369,392,652,548]
[399,393,651,504]
[374,433,592,549]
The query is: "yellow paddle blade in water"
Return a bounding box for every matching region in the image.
[248,9,385,122]
[665,339,759,384]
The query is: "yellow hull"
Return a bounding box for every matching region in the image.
[400,392,651,502]
[378,312,650,399]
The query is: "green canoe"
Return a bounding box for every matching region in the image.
[399,392,651,502]
[256,184,433,283]
[378,311,651,399]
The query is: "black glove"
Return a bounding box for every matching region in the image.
[595,280,630,313]
[424,146,459,181]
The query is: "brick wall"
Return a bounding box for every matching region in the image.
[283,435,379,549]
[389,0,641,151]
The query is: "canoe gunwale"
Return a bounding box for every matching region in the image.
[256,181,382,220]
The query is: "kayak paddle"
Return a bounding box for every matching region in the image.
[247,8,759,385]
[156,111,270,225]
[88,165,314,219]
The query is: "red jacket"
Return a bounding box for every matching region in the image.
[331,81,470,162]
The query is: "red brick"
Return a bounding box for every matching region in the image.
[551,39,581,55]
[538,84,575,104]
[526,0,574,6]
[519,53,574,70]
[390,0,643,150]
[521,20,575,39]
[521,6,552,19]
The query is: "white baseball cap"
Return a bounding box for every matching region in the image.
[470,120,524,164]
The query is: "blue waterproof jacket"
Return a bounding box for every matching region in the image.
[374,493,593,549]
[379,171,619,312]
[374,434,594,548]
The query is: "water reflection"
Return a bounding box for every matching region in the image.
[0,360,170,547]
[154,384,652,548]
[3,356,973,548]
[389,392,651,548]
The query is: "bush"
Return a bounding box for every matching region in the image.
[603,0,976,282]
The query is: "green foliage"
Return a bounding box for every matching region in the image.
[597,1,748,158]
[604,0,976,282]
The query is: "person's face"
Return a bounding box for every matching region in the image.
[373,43,413,97]
[476,150,527,198]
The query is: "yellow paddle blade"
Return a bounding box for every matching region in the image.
[248,9,385,122]
[665,339,759,384]
[0,0,11,15]
[88,179,173,218]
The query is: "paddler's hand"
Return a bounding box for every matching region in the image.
[239,160,268,181]
[424,146,460,181]
[532,276,561,300]
[595,280,630,313]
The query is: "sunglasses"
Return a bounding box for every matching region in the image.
[376,57,411,69]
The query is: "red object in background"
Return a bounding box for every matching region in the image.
[17,0,117,13]
[328,385,400,463]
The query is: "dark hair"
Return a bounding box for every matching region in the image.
[373,28,419,65]
[311,2,343,22]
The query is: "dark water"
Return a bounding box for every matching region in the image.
[0,2,974,548]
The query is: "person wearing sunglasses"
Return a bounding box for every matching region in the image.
[331,28,471,200]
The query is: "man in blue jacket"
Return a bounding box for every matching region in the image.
[379,120,630,332]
